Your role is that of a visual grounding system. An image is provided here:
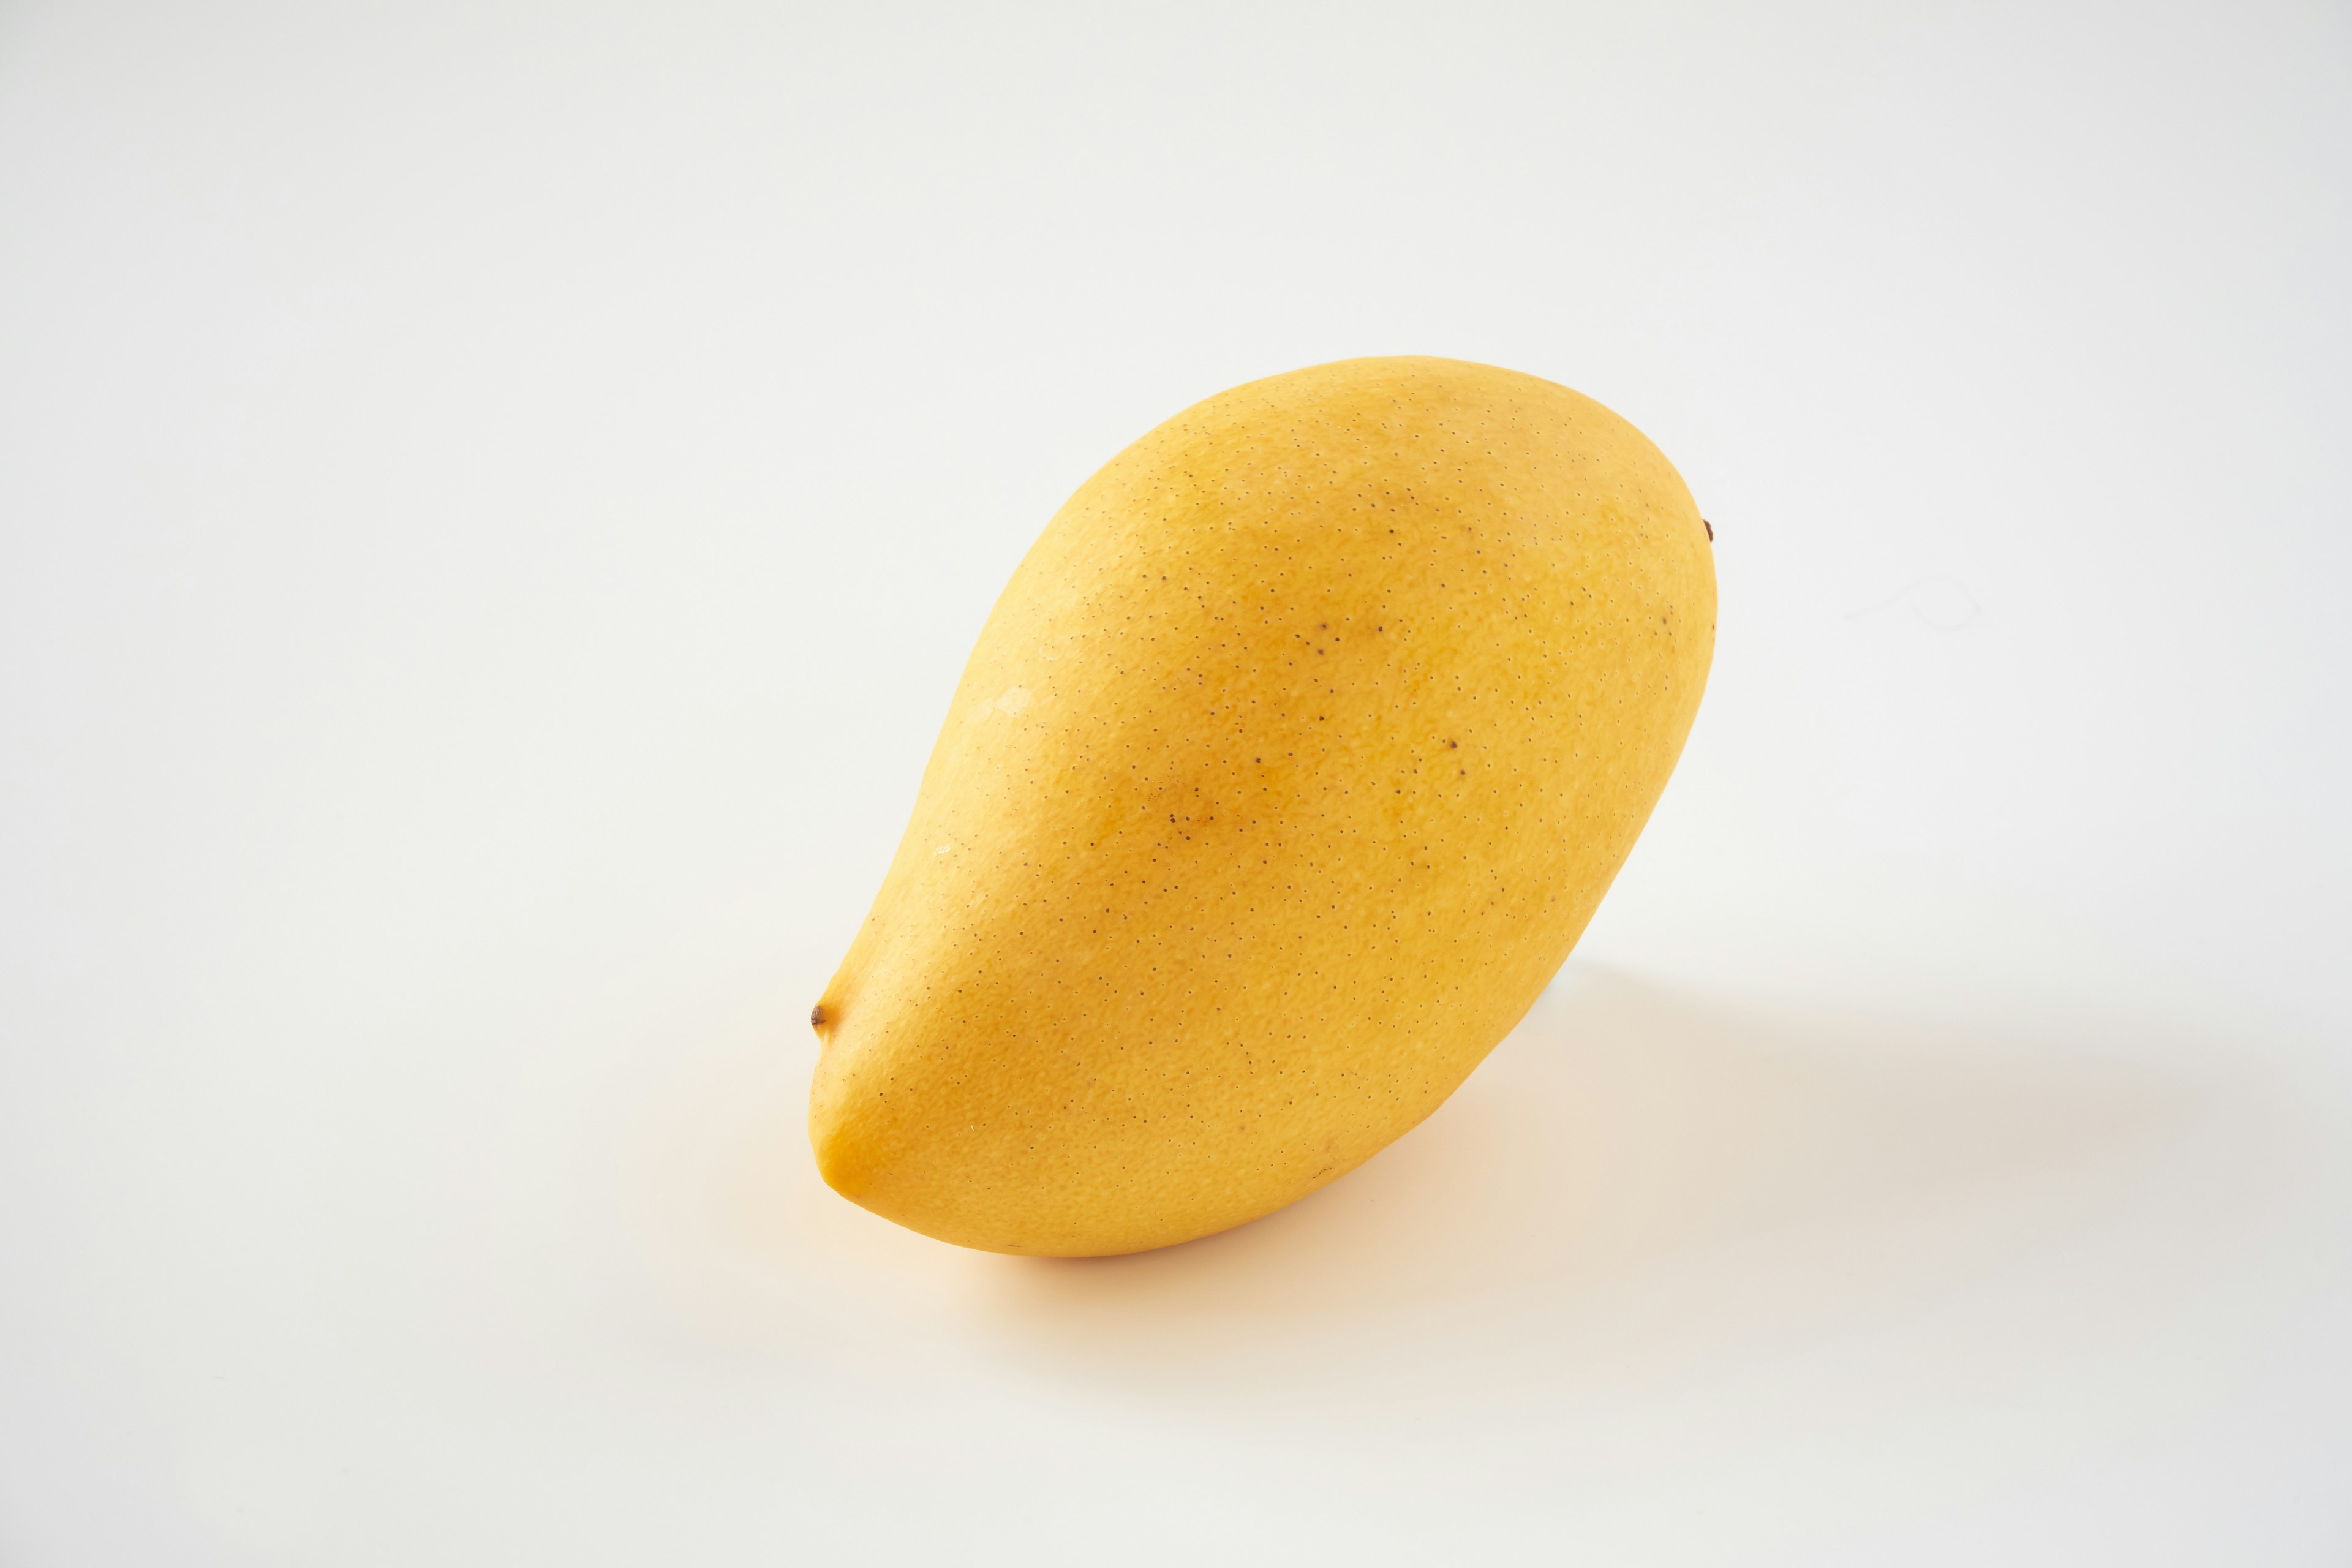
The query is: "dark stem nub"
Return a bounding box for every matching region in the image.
[809,1004,827,1030]
[1703,518,1714,541]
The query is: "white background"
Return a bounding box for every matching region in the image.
[3,2,2348,1562]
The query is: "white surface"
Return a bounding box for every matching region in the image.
[3,2,2348,1562]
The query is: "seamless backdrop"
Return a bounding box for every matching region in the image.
[2,2,2348,1563]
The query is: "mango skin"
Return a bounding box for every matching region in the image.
[810,356,1714,1256]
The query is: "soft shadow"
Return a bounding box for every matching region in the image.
[688,963,2206,1404]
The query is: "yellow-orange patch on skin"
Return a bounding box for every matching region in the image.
[809,356,1716,1256]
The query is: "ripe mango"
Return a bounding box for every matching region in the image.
[809,356,1714,1256]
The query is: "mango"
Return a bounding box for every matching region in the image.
[809,356,1714,1256]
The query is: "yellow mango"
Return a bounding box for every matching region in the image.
[809,356,1714,1256]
